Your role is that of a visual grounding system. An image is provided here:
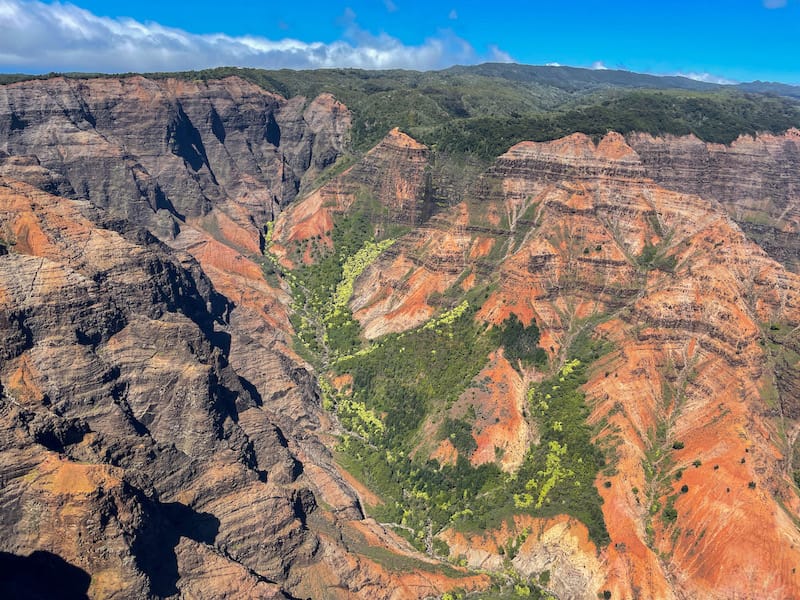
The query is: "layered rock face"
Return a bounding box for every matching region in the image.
[0,177,304,599]
[285,131,800,599]
[271,127,431,270]
[0,75,350,238]
[474,135,800,599]
[0,79,482,600]
[628,129,800,272]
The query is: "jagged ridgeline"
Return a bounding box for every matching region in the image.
[265,179,612,550]
[6,64,799,158]
[157,65,800,155]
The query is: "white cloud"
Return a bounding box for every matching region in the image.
[487,45,513,63]
[763,0,787,8]
[0,0,512,72]
[591,61,609,70]
[676,71,737,85]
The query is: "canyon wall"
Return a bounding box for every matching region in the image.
[629,129,800,272]
[1,75,800,599]
[0,78,480,600]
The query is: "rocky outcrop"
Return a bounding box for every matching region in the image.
[0,176,305,596]
[443,516,604,600]
[628,129,800,272]
[0,76,486,599]
[0,175,483,598]
[0,75,350,241]
[270,127,431,270]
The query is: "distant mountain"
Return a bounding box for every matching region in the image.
[737,80,800,99]
[4,62,799,97]
[446,62,721,92]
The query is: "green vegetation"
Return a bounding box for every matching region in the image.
[440,418,478,456]
[285,206,385,361]
[421,91,800,159]
[637,241,678,273]
[8,65,798,161]
[333,317,610,547]
[331,237,396,317]
[662,494,678,524]
[514,346,610,544]
[272,194,612,548]
[337,304,493,447]
[492,313,547,368]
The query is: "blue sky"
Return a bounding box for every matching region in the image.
[0,0,798,83]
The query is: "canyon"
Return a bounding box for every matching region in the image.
[0,74,799,600]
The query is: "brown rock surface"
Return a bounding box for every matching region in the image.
[628,129,800,271]
[307,130,800,599]
[271,127,431,270]
[0,75,350,244]
[0,175,480,599]
[443,515,603,600]
[0,76,484,600]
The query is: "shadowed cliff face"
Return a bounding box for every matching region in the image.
[0,550,91,600]
[0,177,302,598]
[0,78,488,600]
[0,75,350,237]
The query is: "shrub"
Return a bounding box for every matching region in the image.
[492,313,547,367]
[440,418,477,456]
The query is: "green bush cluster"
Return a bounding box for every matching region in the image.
[337,305,493,447]
[491,313,547,368]
[288,209,376,359]
[334,316,610,546]
[440,418,478,456]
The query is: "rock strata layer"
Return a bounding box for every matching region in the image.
[278,129,800,599]
[628,129,800,272]
[0,78,479,600]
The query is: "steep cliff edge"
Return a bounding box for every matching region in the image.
[0,176,302,598]
[628,129,800,272]
[0,75,350,241]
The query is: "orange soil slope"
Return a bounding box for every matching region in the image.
[284,131,800,599]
